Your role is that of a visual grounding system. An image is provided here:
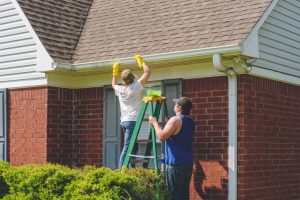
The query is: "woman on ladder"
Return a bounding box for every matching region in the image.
[112,55,151,168]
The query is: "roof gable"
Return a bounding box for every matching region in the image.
[17,0,93,63]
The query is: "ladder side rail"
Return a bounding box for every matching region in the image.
[149,101,159,175]
[143,100,163,168]
[123,101,148,167]
[161,100,169,173]
[151,100,163,200]
[143,134,153,168]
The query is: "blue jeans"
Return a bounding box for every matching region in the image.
[166,164,193,200]
[119,121,137,168]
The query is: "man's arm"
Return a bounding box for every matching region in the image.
[149,116,182,141]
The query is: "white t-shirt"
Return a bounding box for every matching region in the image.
[114,80,144,122]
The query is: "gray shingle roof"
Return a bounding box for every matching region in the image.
[18,0,272,64]
[17,0,93,63]
[72,0,272,64]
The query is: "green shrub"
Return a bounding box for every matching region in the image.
[87,167,112,184]
[121,168,157,199]
[0,161,10,198]
[64,168,137,200]
[39,168,77,199]
[4,164,55,196]
[3,164,77,200]
[98,170,138,199]
[122,168,171,200]
[0,163,170,200]
[1,192,33,200]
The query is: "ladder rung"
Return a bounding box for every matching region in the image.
[128,154,155,159]
[136,139,152,144]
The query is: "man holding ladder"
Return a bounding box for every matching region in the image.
[149,97,195,200]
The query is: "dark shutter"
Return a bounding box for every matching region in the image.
[162,79,182,117]
[103,86,120,169]
[0,89,7,161]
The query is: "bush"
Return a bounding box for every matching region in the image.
[3,163,77,200]
[63,168,111,200]
[0,161,10,198]
[0,162,170,200]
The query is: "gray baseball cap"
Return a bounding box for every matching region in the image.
[173,97,192,110]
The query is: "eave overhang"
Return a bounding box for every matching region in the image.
[49,45,244,76]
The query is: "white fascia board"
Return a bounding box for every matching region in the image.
[242,0,280,58]
[48,62,224,89]
[56,45,242,71]
[250,66,300,86]
[11,0,54,72]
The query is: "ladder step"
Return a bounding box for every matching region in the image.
[129,154,155,159]
[136,139,152,144]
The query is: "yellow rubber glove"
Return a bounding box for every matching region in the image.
[134,55,145,68]
[112,62,120,77]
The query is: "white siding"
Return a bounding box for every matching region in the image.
[253,0,300,77]
[0,0,46,89]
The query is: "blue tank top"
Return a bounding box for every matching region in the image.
[164,115,195,165]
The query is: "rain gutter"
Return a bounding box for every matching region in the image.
[53,45,242,71]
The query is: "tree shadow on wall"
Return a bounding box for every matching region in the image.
[193,161,228,200]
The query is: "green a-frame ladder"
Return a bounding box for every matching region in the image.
[122,96,168,199]
[122,96,167,172]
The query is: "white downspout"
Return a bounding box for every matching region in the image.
[213,53,238,200]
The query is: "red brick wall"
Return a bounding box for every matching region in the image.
[238,75,300,200]
[47,87,103,167]
[72,88,103,167]
[8,87,103,167]
[8,87,48,165]
[8,76,300,199]
[47,88,74,166]
[184,77,229,200]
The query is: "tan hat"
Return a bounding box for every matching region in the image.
[121,69,135,85]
